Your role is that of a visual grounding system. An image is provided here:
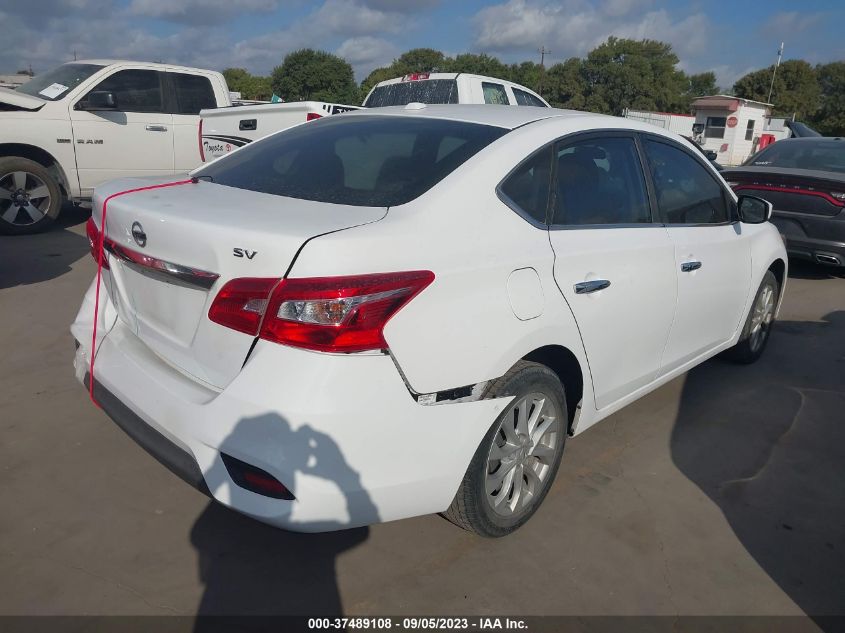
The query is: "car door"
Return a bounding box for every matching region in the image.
[70,68,174,196]
[546,133,677,410]
[640,135,752,374]
[168,71,218,173]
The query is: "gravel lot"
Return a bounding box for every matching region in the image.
[1,207,843,621]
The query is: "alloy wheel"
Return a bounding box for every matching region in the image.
[485,391,561,517]
[0,171,52,226]
[749,283,775,352]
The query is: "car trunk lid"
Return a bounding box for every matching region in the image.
[723,167,845,217]
[93,178,386,388]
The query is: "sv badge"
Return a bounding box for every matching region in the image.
[233,248,257,259]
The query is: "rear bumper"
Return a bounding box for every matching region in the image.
[771,210,845,266]
[72,278,507,532]
[84,374,211,497]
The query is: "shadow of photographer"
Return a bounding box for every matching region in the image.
[191,412,380,621]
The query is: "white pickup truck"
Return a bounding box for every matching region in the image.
[197,73,550,163]
[362,72,551,108]
[199,101,360,162]
[0,60,231,234]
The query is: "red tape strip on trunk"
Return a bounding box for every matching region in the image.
[89,178,196,407]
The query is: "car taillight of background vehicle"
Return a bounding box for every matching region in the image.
[208,271,434,352]
[198,118,205,162]
[306,112,322,121]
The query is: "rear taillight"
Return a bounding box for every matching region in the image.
[208,271,434,353]
[86,217,109,269]
[198,118,205,162]
[306,112,322,121]
[402,72,430,82]
[208,277,280,335]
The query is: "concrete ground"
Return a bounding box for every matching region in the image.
[1,208,843,620]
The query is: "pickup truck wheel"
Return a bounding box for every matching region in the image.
[724,270,779,364]
[443,361,567,537]
[0,157,62,235]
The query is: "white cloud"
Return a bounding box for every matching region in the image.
[336,36,398,78]
[128,0,281,24]
[472,0,711,61]
[760,11,825,37]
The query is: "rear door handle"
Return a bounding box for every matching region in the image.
[239,119,257,131]
[681,261,702,272]
[574,279,611,294]
[145,125,168,132]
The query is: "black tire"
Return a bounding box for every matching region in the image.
[0,157,63,235]
[443,361,567,537]
[724,270,779,364]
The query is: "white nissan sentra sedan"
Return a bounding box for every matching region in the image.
[72,105,786,537]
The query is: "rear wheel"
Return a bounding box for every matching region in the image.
[443,361,567,537]
[0,157,63,235]
[724,270,779,364]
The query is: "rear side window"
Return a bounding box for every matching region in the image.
[364,80,458,107]
[197,115,507,207]
[482,82,509,105]
[88,69,164,113]
[552,137,651,225]
[172,73,216,114]
[643,139,729,224]
[513,88,547,107]
[499,147,552,224]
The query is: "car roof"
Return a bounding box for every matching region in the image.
[73,59,219,74]
[347,104,605,130]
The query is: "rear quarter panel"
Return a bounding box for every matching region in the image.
[286,119,594,405]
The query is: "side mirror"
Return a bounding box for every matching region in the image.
[79,91,117,110]
[737,194,772,224]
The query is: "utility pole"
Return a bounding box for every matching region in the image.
[537,46,550,97]
[767,42,783,104]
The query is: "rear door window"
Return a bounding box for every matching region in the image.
[513,88,547,107]
[482,82,510,105]
[197,115,507,207]
[552,137,651,225]
[171,73,216,114]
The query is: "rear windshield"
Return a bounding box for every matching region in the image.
[197,115,507,207]
[17,63,104,101]
[364,80,458,107]
[746,140,845,173]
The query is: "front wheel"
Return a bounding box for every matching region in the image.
[0,157,63,235]
[724,270,779,364]
[443,361,567,537]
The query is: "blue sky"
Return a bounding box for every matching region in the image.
[1,0,843,89]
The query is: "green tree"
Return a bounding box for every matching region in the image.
[733,60,820,120]
[449,53,510,79]
[222,68,273,100]
[812,61,845,135]
[271,49,359,104]
[582,37,686,115]
[544,58,586,110]
[508,61,543,93]
[394,48,448,73]
[677,71,718,110]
